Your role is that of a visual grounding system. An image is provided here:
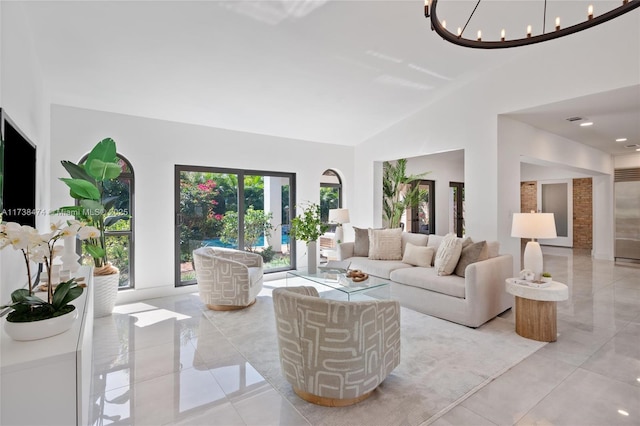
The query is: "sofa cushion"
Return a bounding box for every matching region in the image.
[426,235,443,265]
[390,267,466,298]
[369,228,403,260]
[487,241,500,258]
[434,233,463,276]
[401,232,429,254]
[454,241,488,277]
[462,237,474,248]
[347,257,412,279]
[402,243,435,268]
[353,227,371,257]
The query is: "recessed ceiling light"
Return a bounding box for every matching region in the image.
[580,122,594,127]
[618,409,629,416]
[616,138,628,142]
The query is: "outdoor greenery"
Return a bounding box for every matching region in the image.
[382,158,429,229]
[220,207,274,253]
[179,171,289,273]
[105,232,130,287]
[319,186,339,223]
[179,174,224,262]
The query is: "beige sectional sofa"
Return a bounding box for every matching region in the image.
[337,231,513,327]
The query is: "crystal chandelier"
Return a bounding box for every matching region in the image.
[424,0,640,49]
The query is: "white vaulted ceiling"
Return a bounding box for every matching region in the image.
[18,1,640,152]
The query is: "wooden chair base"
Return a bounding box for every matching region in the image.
[207,299,256,311]
[293,387,374,407]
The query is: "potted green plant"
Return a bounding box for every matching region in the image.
[0,221,94,340]
[56,138,129,317]
[541,272,553,283]
[382,158,429,229]
[289,202,328,274]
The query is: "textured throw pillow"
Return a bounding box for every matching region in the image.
[353,227,370,257]
[434,233,463,276]
[402,243,435,267]
[462,237,474,249]
[368,228,403,260]
[454,241,488,277]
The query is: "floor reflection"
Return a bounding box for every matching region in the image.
[90,300,272,425]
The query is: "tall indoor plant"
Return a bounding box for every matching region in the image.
[382,158,429,229]
[57,138,128,317]
[289,202,328,274]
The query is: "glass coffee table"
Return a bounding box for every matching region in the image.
[285,269,391,301]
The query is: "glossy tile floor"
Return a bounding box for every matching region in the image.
[90,248,640,426]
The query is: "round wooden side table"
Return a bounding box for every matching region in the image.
[505,278,568,342]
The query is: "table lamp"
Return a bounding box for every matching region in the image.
[328,208,350,244]
[511,211,557,280]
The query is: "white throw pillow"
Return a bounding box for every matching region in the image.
[434,233,463,276]
[426,234,444,265]
[402,243,435,267]
[368,228,403,260]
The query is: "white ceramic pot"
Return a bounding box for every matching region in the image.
[4,307,78,341]
[93,268,120,318]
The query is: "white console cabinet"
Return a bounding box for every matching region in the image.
[1,266,93,426]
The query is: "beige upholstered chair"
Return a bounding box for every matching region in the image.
[192,247,263,311]
[272,286,401,407]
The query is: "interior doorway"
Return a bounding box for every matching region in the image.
[538,180,573,247]
[408,180,435,234]
[450,182,464,237]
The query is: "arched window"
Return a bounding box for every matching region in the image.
[320,169,342,225]
[79,153,135,289]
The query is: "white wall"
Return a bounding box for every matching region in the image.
[615,153,640,169]
[521,163,591,181]
[50,105,355,302]
[0,2,50,304]
[354,11,638,272]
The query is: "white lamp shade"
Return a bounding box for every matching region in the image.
[328,208,350,225]
[511,213,557,239]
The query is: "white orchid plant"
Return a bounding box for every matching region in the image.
[0,220,99,322]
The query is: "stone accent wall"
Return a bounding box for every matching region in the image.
[573,178,593,249]
[520,181,537,213]
[519,178,593,249]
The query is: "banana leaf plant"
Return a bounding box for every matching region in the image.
[382,158,430,229]
[55,138,129,272]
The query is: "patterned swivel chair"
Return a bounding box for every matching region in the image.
[192,247,263,310]
[272,286,401,406]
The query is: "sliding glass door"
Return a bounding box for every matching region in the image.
[175,166,295,286]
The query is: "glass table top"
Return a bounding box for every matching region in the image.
[286,269,390,296]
